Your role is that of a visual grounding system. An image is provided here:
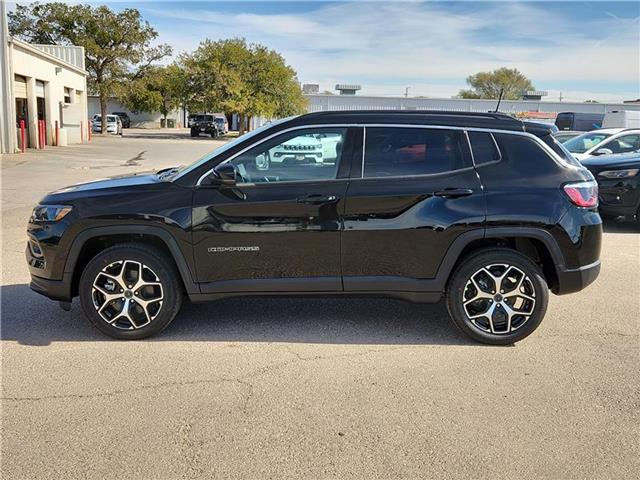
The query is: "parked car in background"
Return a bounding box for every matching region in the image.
[214,116,228,135]
[582,151,640,223]
[553,131,582,143]
[563,128,640,160]
[27,110,601,344]
[92,114,122,135]
[112,112,131,129]
[555,112,604,131]
[190,114,222,138]
[603,110,640,129]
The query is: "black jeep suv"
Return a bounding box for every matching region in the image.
[190,114,223,138]
[26,111,602,344]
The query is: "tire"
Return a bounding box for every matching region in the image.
[211,130,218,138]
[190,128,199,137]
[79,244,183,340]
[446,248,549,345]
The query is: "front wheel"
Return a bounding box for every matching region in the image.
[79,244,183,339]
[190,128,199,137]
[446,249,549,345]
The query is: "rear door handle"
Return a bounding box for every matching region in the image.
[297,194,339,204]
[433,188,474,198]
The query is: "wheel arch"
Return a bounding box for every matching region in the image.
[437,228,564,292]
[65,225,199,297]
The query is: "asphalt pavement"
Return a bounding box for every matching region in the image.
[1,132,638,479]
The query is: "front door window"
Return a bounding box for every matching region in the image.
[228,128,347,183]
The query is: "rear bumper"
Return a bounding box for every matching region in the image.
[554,260,601,295]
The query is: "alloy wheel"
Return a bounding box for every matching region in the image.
[91,260,164,330]
[462,263,536,335]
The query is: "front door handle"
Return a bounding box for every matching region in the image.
[297,194,339,204]
[433,188,474,199]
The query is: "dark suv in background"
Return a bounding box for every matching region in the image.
[190,114,225,138]
[26,111,602,344]
[112,112,131,129]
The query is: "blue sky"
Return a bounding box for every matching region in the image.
[15,1,640,101]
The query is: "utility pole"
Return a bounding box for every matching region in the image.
[559,92,563,103]
[405,86,410,98]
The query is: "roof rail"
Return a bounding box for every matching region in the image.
[306,109,521,123]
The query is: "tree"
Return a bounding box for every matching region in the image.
[9,2,171,133]
[458,68,535,100]
[180,38,307,133]
[119,64,188,126]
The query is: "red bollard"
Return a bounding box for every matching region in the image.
[41,120,46,149]
[37,120,41,149]
[20,120,26,153]
[55,120,59,146]
[88,120,92,141]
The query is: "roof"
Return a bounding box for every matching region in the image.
[592,128,639,134]
[9,38,87,75]
[288,110,532,132]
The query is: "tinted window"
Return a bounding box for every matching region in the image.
[228,128,347,183]
[555,113,574,131]
[363,128,467,177]
[542,135,582,167]
[468,131,500,165]
[493,134,552,164]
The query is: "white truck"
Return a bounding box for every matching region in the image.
[603,110,640,129]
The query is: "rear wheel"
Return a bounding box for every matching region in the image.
[79,244,183,339]
[446,249,549,345]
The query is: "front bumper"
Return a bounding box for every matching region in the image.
[30,271,74,301]
[598,183,639,218]
[554,260,601,295]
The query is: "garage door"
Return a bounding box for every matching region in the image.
[14,75,27,98]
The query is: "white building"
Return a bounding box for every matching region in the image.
[0,5,89,154]
[87,96,185,129]
[305,94,640,117]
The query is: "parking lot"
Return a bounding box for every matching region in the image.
[1,133,638,479]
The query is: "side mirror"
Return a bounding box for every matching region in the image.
[593,147,613,156]
[211,163,237,185]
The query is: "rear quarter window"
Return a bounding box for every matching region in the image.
[493,133,554,166]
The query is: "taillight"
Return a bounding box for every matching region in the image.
[563,180,598,208]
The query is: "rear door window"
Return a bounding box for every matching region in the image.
[468,131,501,165]
[363,127,469,177]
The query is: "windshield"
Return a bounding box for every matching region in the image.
[563,132,611,154]
[173,117,296,180]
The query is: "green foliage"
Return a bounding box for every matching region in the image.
[119,64,187,120]
[9,2,171,131]
[458,68,535,100]
[180,38,307,127]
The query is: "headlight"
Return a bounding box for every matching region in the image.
[598,169,639,179]
[31,205,73,222]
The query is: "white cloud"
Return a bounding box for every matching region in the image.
[146,2,640,101]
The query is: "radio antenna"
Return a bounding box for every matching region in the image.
[494,88,505,113]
